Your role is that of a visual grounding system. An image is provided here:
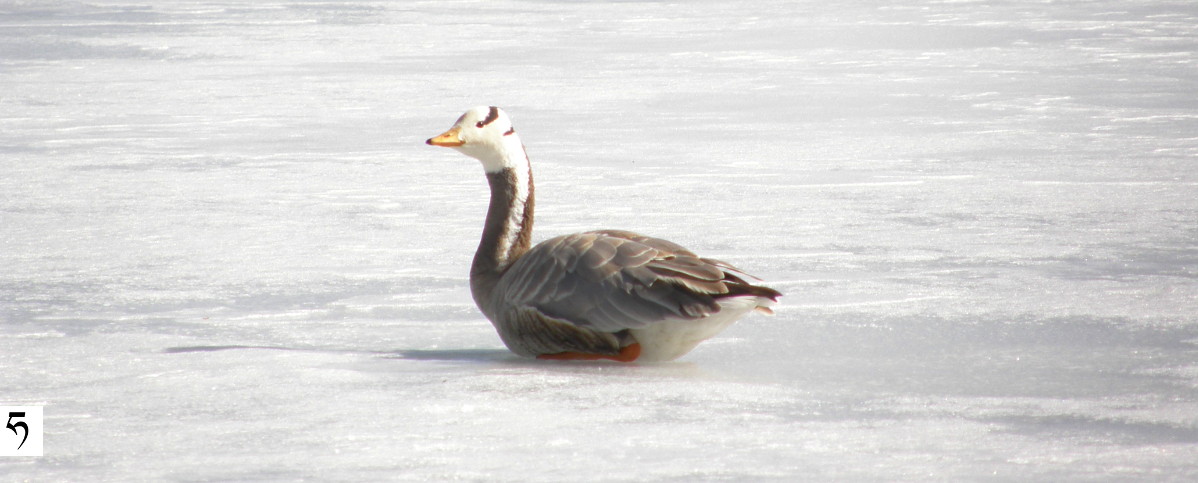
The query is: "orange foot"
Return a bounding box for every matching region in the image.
[537,343,641,363]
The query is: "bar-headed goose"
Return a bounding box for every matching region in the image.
[426,106,780,362]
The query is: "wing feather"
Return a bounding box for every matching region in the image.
[493,230,776,333]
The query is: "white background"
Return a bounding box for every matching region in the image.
[1,0,1196,480]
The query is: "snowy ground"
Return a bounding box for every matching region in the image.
[2,0,1197,480]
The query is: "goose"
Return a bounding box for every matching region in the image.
[425,106,781,362]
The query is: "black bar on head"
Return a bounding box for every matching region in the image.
[477,106,501,127]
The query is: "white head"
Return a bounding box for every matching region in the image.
[426,106,525,173]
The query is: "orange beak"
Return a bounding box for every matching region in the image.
[426,128,464,147]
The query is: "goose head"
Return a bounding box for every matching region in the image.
[427,106,523,172]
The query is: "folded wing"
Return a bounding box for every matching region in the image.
[493,230,780,334]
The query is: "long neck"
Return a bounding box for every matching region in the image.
[469,152,534,307]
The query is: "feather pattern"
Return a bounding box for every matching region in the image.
[491,229,780,337]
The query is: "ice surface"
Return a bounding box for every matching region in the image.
[2,0,1196,480]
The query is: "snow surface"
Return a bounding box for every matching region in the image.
[2,0,1197,480]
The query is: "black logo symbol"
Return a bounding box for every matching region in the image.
[6,412,28,450]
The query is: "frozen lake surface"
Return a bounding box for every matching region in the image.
[2,0,1196,480]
